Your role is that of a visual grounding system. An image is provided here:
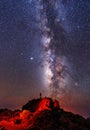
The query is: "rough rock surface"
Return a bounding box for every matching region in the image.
[0,97,90,130]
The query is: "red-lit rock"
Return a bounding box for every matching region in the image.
[54,99,60,108]
[0,97,90,130]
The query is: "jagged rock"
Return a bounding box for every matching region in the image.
[22,97,59,113]
[22,99,41,112]
[0,97,90,130]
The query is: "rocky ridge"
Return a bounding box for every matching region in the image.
[0,97,90,130]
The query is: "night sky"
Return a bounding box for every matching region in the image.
[0,0,90,117]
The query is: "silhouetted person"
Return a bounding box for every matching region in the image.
[40,92,42,99]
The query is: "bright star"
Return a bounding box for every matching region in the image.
[30,57,34,60]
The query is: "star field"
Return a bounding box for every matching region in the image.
[0,0,90,117]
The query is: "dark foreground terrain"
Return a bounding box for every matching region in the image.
[0,97,90,130]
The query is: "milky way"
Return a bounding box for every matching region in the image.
[39,0,75,99]
[0,0,90,117]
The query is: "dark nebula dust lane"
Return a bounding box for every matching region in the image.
[0,0,90,117]
[40,0,72,99]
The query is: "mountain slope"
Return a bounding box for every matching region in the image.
[0,97,90,130]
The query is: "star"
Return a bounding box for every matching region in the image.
[30,57,34,60]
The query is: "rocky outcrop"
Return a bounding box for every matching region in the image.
[0,97,90,130]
